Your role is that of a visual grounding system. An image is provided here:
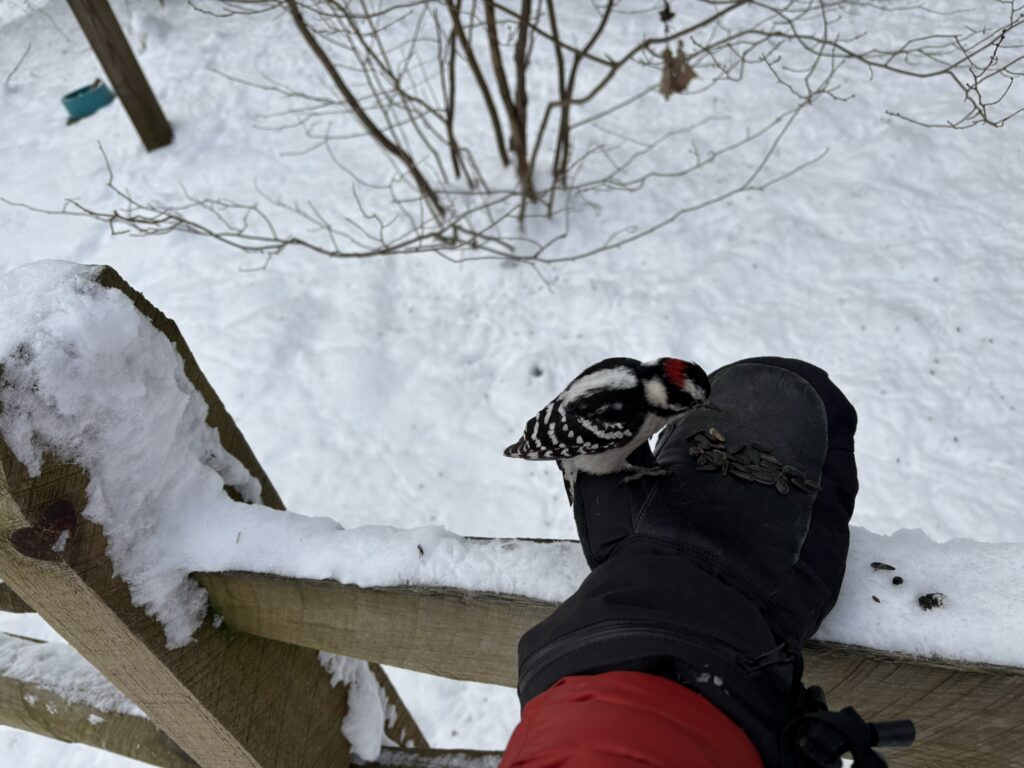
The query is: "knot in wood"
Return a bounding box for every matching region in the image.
[10,498,77,562]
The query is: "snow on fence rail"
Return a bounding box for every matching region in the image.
[1,261,1023,768]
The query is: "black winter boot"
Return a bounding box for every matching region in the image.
[517,357,914,768]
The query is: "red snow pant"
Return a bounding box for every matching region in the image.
[499,671,764,768]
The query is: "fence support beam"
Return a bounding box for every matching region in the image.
[65,0,172,150]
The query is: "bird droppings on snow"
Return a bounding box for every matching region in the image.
[918,593,947,611]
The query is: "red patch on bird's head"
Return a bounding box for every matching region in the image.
[662,358,687,388]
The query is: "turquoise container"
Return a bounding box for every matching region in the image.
[62,79,115,120]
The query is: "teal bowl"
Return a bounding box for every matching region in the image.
[62,79,115,120]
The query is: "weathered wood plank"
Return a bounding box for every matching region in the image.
[197,572,553,686]
[197,570,1024,767]
[65,0,173,150]
[0,581,31,613]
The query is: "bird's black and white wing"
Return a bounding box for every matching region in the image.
[503,358,648,460]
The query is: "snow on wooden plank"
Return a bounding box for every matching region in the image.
[0,632,197,767]
[197,570,1024,768]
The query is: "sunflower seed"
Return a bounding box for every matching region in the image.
[752,441,772,452]
[775,477,790,494]
[761,454,782,466]
[708,427,726,442]
[696,463,718,472]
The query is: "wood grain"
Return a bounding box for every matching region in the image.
[197,572,554,686]
[0,581,31,613]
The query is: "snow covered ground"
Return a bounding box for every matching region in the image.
[1,0,1023,765]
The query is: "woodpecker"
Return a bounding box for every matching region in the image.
[503,357,711,502]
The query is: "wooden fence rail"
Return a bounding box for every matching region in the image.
[195,570,1024,768]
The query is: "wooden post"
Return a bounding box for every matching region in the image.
[65,0,172,150]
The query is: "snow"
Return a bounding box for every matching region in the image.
[818,528,1024,664]
[1,0,1023,765]
[320,654,393,762]
[0,633,143,717]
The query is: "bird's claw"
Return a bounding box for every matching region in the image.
[620,465,673,484]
